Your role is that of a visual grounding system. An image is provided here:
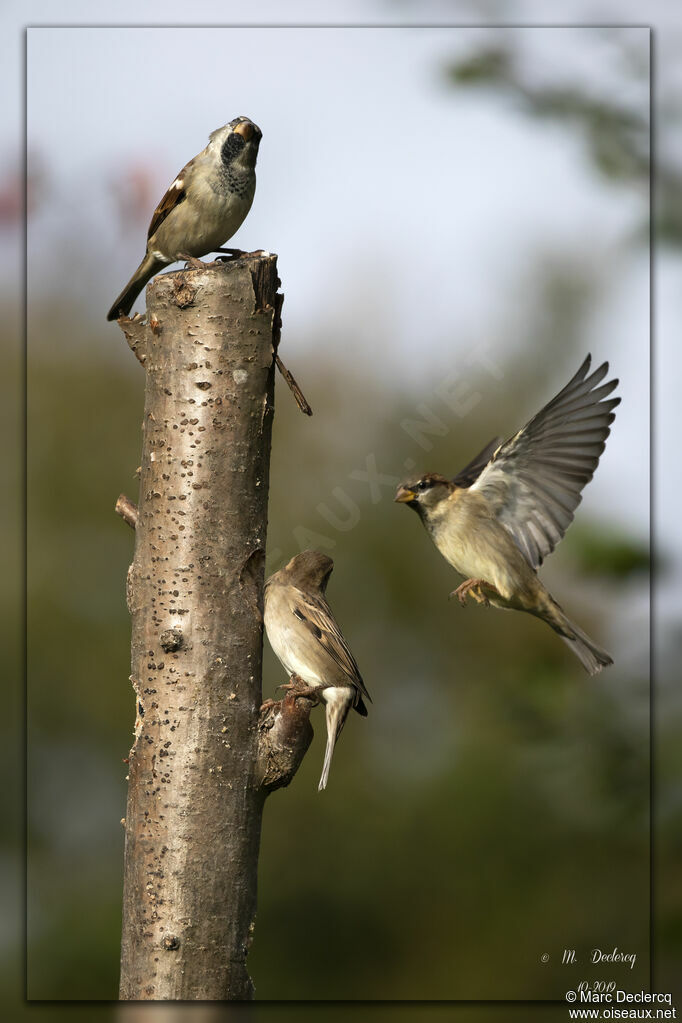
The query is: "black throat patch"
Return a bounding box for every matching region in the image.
[221,132,246,167]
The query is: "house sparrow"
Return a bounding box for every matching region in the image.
[107,116,261,321]
[264,551,371,790]
[395,355,620,675]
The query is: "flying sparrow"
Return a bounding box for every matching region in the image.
[107,116,262,321]
[264,551,371,790]
[395,355,620,675]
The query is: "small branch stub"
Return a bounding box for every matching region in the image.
[257,682,317,792]
[159,627,183,653]
[115,493,138,530]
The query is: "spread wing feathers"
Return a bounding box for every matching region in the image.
[292,591,371,707]
[470,355,620,568]
[453,436,503,488]
[147,168,188,240]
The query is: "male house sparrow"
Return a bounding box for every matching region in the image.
[107,116,261,321]
[264,551,371,790]
[395,355,620,675]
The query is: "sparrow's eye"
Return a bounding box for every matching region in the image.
[416,480,430,492]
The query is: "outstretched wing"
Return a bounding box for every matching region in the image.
[453,436,503,487]
[292,590,371,708]
[469,355,620,568]
[146,163,190,240]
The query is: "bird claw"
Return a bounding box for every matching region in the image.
[450,578,491,607]
[213,248,242,263]
[184,256,230,270]
[179,254,207,271]
[276,676,321,704]
[260,679,320,714]
[181,249,264,270]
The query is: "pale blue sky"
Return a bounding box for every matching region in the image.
[6,2,677,619]
[24,19,650,531]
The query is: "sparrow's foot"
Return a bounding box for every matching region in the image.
[220,248,270,260]
[277,675,321,705]
[450,578,493,607]
[213,247,243,263]
[213,248,269,264]
[180,253,235,270]
[178,253,208,271]
[259,698,278,712]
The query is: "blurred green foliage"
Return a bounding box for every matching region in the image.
[445,33,680,243]
[22,297,654,1001]
[449,46,647,183]
[252,346,651,999]
[25,312,144,1000]
[569,523,651,579]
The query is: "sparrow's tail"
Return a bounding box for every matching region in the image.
[319,689,350,791]
[106,252,167,321]
[546,601,613,676]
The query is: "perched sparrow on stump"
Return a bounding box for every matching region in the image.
[264,551,371,791]
[395,355,620,675]
[107,116,262,320]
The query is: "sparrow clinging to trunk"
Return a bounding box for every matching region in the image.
[264,551,371,790]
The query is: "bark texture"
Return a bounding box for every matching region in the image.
[119,256,290,1000]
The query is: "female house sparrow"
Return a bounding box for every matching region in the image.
[395,355,620,675]
[107,116,261,321]
[264,551,371,790]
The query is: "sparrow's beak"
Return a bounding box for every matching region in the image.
[233,120,256,141]
[395,486,416,503]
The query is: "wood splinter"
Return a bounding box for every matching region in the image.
[118,314,148,366]
[272,292,313,416]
